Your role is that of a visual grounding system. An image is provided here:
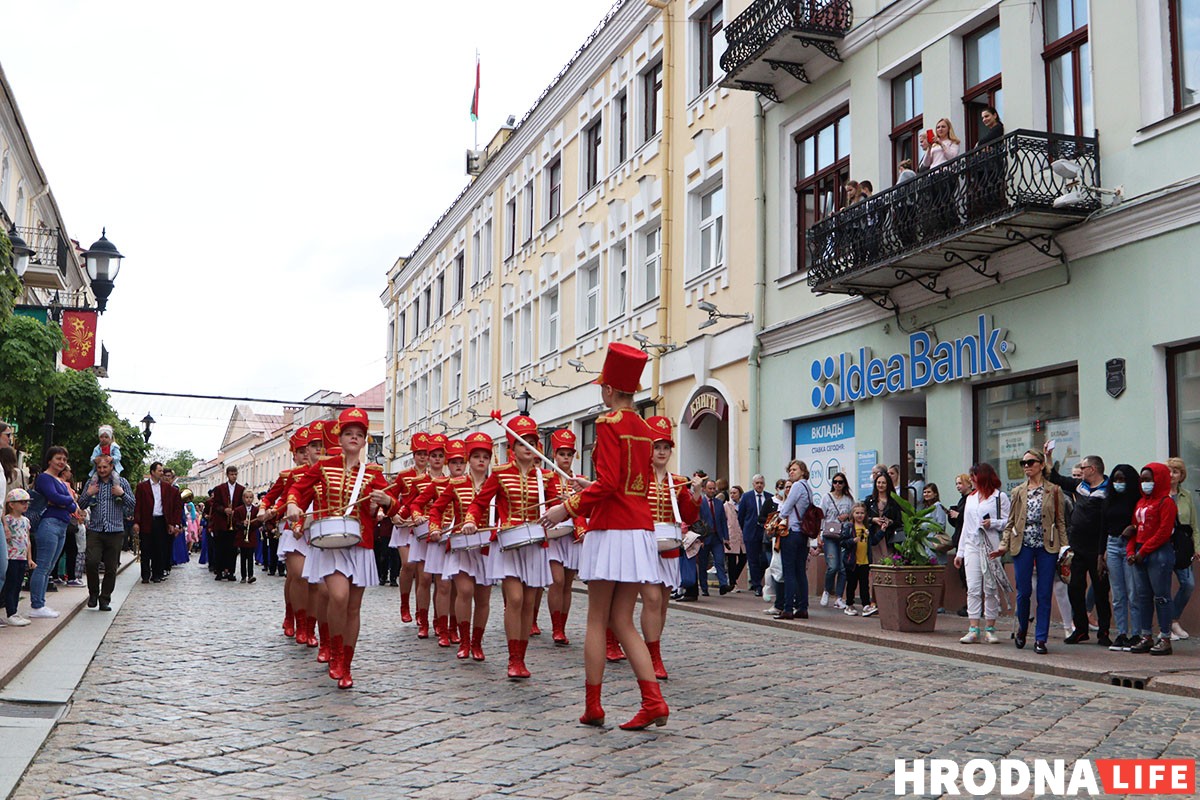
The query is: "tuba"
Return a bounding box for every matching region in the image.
[179,487,195,504]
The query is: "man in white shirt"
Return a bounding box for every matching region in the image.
[207,466,245,582]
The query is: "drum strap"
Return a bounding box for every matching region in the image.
[537,469,546,516]
[667,474,682,525]
[344,462,368,517]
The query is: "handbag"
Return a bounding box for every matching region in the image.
[682,531,703,559]
[822,519,843,540]
[1173,522,1195,570]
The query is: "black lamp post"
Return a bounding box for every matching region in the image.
[515,389,534,417]
[83,229,123,314]
[141,413,155,443]
[6,225,33,278]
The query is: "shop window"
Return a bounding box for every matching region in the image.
[1169,342,1200,478]
[1044,0,1092,136]
[974,368,1080,491]
[963,19,1003,148]
[1170,0,1200,112]
[794,107,851,273]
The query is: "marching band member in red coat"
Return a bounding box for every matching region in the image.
[286,408,394,689]
[301,419,336,661]
[233,488,264,583]
[391,433,447,639]
[542,343,667,730]
[261,426,310,639]
[545,428,584,646]
[388,432,431,624]
[641,416,699,680]
[460,416,558,680]
[410,440,460,648]
[427,432,496,660]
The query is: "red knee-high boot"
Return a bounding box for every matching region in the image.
[317,622,332,663]
[515,639,532,678]
[416,607,429,639]
[338,645,355,689]
[283,602,295,637]
[605,629,626,662]
[506,639,524,680]
[294,609,309,645]
[579,683,605,726]
[456,621,472,659]
[470,626,486,661]
[305,615,318,648]
[551,610,570,646]
[327,635,345,681]
[435,616,452,647]
[619,680,669,731]
[646,640,668,680]
[400,592,412,624]
[449,615,460,643]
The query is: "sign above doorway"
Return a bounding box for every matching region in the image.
[683,387,728,429]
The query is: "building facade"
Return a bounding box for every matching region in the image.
[384,0,760,482]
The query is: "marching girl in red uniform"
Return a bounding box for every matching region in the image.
[541,343,667,730]
[460,416,557,680]
[410,440,461,648]
[428,432,495,661]
[641,416,698,681]
[389,433,431,624]
[545,429,583,646]
[302,420,337,662]
[261,426,311,641]
[392,433,448,639]
[286,408,394,689]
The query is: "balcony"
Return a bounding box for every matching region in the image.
[806,130,1101,305]
[14,225,69,291]
[719,0,853,102]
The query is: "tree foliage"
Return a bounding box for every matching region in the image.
[166,449,198,477]
[0,229,20,326]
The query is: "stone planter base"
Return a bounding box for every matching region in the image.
[870,565,945,632]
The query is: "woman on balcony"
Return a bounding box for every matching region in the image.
[919,118,962,231]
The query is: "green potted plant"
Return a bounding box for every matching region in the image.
[870,492,948,632]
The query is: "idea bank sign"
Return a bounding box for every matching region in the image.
[895,758,1195,796]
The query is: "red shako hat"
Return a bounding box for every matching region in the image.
[307,420,328,447]
[444,439,467,460]
[505,415,539,447]
[596,342,648,393]
[427,433,449,452]
[646,415,675,446]
[465,431,494,455]
[411,432,432,453]
[336,407,369,435]
[550,428,577,452]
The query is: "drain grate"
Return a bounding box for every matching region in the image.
[0,700,67,720]
[1109,674,1150,690]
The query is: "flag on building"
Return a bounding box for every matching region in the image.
[470,54,480,122]
[61,309,98,370]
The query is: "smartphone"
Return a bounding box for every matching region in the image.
[926,129,935,145]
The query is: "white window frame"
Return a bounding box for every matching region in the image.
[692,181,725,279]
[480,220,493,280]
[692,1,726,99]
[430,364,443,412]
[449,351,463,404]
[522,181,535,243]
[502,313,515,375]
[505,198,517,259]
[540,288,560,356]
[519,302,534,367]
[579,260,600,333]
[471,231,482,285]
[546,156,563,222]
[634,224,661,307]
[608,241,628,321]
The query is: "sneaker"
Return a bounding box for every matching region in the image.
[1171,622,1189,640]
[1096,632,1113,648]
[983,628,1000,644]
[960,628,980,644]
[1064,630,1090,645]
[28,607,59,619]
[1128,635,1153,654]
[833,598,847,610]
[1150,636,1173,656]
[861,605,878,617]
[65,579,84,588]
[6,615,29,627]
[1109,634,1128,652]
[763,606,781,614]
[820,591,830,607]
[843,606,859,616]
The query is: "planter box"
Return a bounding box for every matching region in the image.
[870,565,945,632]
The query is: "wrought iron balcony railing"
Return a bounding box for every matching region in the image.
[720,0,853,98]
[806,129,1100,295]
[14,225,69,277]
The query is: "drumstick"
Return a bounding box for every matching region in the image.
[489,410,575,483]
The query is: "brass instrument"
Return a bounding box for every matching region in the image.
[180,488,194,504]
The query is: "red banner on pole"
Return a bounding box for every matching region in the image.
[61,310,98,370]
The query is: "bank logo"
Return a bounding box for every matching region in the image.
[811,315,1012,409]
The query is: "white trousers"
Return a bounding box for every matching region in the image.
[963,538,999,621]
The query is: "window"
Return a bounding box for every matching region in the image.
[430,364,443,412]
[422,286,432,327]
[397,310,407,350]
[794,108,851,273]
[584,117,603,190]
[505,198,517,259]
[1170,0,1200,112]
[454,253,465,303]
[636,225,661,305]
[890,66,923,179]
[579,261,600,332]
[1169,342,1200,478]
[435,274,445,318]
[467,336,479,387]
[502,313,515,374]
[642,60,664,142]
[696,184,725,277]
[522,181,535,242]
[541,289,560,355]
[411,297,421,338]
[964,20,1003,147]
[546,157,562,222]
[696,3,725,95]
[615,91,629,165]
[450,352,463,404]
[480,220,493,280]
[580,418,597,479]
[478,328,491,385]
[973,368,1080,492]
[1044,0,1091,136]
[471,231,482,284]
[609,241,628,320]
[519,302,533,367]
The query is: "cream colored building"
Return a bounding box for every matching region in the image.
[384,0,760,483]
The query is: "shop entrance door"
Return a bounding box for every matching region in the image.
[899,416,927,507]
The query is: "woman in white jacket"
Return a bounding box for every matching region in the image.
[955,462,1010,644]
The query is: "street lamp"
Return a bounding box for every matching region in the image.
[515,389,534,416]
[141,413,155,443]
[83,229,124,314]
[6,226,33,278]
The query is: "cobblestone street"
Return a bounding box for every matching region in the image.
[13,563,1200,799]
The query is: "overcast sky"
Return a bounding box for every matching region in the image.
[2,0,617,459]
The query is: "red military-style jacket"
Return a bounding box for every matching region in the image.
[563,409,654,532]
[409,475,452,520]
[464,461,561,529]
[648,471,699,558]
[286,455,392,549]
[387,468,420,505]
[262,467,300,516]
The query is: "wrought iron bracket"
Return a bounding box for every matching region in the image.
[894,268,951,300]
[944,249,1000,284]
[735,80,780,103]
[795,36,842,62]
[1005,229,1067,266]
[846,287,898,313]
[766,59,810,84]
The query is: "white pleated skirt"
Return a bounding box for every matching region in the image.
[277,525,310,560]
[442,547,492,584]
[423,538,449,576]
[389,524,414,549]
[547,535,582,571]
[302,545,379,589]
[579,529,660,584]
[657,553,681,590]
[486,542,552,587]
[408,534,428,564]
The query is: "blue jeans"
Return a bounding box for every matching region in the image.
[1107,536,1140,638]
[31,517,68,609]
[777,532,809,614]
[0,533,8,605]
[1012,545,1057,643]
[1132,544,1176,637]
[1174,564,1195,621]
[823,537,846,596]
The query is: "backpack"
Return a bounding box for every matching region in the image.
[800,483,824,539]
[1173,523,1195,570]
[26,487,47,534]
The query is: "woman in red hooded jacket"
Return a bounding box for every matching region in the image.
[1127,462,1178,655]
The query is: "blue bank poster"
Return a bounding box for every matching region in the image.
[793,413,855,510]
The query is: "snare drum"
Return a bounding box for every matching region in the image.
[654,522,683,553]
[497,522,546,551]
[449,529,490,552]
[309,517,363,549]
[546,523,575,540]
[413,520,431,541]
